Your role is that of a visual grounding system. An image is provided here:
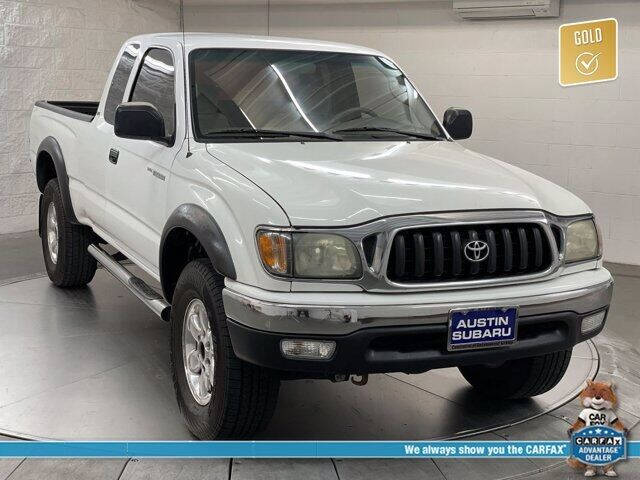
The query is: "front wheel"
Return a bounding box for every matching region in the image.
[170,259,280,439]
[458,349,572,399]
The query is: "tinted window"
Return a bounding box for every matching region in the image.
[189,49,444,141]
[104,44,139,125]
[130,48,176,139]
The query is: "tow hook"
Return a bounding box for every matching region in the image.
[351,374,368,386]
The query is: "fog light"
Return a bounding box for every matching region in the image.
[280,339,336,360]
[581,311,606,333]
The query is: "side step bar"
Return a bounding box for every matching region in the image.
[88,244,170,321]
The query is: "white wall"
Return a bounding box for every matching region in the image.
[185,0,640,265]
[0,0,179,234]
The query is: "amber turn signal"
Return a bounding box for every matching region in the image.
[257,231,292,276]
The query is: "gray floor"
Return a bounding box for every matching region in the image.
[0,269,600,441]
[0,232,44,284]
[0,231,638,479]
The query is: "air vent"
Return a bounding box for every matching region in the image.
[454,0,559,19]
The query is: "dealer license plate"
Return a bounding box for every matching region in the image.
[447,307,518,351]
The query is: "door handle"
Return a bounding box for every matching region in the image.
[108,148,119,164]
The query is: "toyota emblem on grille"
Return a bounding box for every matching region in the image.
[464,240,489,262]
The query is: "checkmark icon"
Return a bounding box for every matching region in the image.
[576,52,602,76]
[581,53,601,70]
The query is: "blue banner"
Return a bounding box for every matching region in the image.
[0,441,637,458]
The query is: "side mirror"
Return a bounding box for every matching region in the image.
[114,102,167,143]
[443,108,472,140]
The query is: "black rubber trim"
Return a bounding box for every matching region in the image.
[36,136,79,224]
[35,101,97,122]
[432,232,443,277]
[160,204,237,298]
[226,308,608,377]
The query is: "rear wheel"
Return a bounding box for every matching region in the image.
[170,259,280,439]
[458,349,572,399]
[40,179,97,287]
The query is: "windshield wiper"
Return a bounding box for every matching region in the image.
[331,127,442,141]
[203,128,342,141]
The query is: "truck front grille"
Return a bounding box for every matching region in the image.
[386,223,555,284]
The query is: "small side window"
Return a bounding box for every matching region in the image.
[130,48,176,140]
[104,44,139,125]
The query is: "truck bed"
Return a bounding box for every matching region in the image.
[35,101,99,123]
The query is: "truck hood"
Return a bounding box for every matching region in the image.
[206,141,590,227]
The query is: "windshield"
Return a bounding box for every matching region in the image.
[189,49,446,141]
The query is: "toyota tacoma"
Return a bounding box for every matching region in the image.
[29,33,613,439]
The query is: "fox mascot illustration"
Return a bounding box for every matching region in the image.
[567,380,628,477]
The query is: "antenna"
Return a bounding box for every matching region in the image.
[180,0,192,157]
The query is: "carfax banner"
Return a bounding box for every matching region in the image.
[0,440,637,458]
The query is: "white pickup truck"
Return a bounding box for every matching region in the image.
[30,33,612,439]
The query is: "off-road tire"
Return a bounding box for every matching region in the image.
[459,349,572,399]
[41,179,97,287]
[170,259,280,439]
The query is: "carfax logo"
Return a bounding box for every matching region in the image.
[571,426,626,467]
[567,380,629,476]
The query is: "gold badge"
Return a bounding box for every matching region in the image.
[559,18,618,87]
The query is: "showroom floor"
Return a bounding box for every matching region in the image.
[0,231,638,479]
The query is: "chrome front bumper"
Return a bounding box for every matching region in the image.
[222,268,613,375]
[222,268,613,336]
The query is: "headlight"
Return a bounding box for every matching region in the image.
[564,218,600,263]
[256,231,362,279]
[293,233,362,278]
